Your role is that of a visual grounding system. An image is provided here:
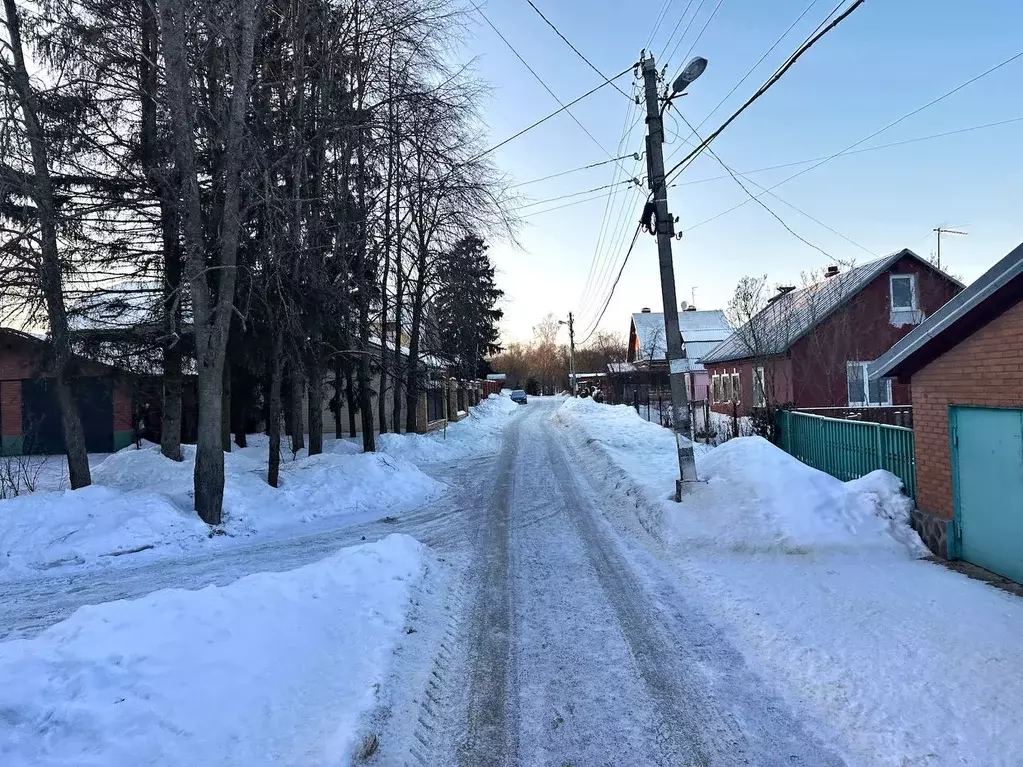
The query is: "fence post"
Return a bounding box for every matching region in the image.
[874,421,885,472]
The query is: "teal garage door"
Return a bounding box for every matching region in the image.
[951,406,1023,582]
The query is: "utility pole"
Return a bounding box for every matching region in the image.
[641,52,700,495]
[561,313,578,396]
[933,227,967,271]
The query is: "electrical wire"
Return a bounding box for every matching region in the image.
[474,6,634,176]
[672,116,1023,188]
[674,109,869,262]
[663,0,866,184]
[645,0,675,50]
[516,188,623,219]
[686,49,1023,229]
[510,153,637,188]
[511,180,637,211]
[669,0,726,78]
[693,0,824,132]
[465,65,634,164]
[658,0,707,65]
[522,0,631,99]
[578,223,643,344]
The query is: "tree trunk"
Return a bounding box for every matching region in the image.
[161,347,184,460]
[289,365,305,454]
[391,263,404,434]
[158,0,258,524]
[405,246,428,434]
[345,364,357,438]
[307,339,323,456]
[333,355,343,437]
[221,362,232,452]
[2,0,90,488]
[358,324,375,452]
[267,329,284,487]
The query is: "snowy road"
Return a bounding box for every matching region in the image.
[453,399,843,767]
[1,398,848,765]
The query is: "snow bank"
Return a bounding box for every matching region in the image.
[0,534,431,766]
[0,443,441,578]
[553,397,923,556]
[376,392,519,462]
[0,485,210,574]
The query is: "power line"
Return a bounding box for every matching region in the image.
[674,109,868,262]
[664,0,865,183]
[516,188,623,219]
[645,0,675,50]
[693,0,824,132]
[579,223,643,344]
[672,116,1023,188]
[510,154,638,188]
[522,0,631,99]
[465,66,634,164]
[686,49,1023,229]
[659,0,702,65]
[670,0,726,78]
[512,179,638,211]
[474,6,634,176]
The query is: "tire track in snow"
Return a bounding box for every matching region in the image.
[456,414,520,766]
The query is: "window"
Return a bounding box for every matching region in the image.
[731,373,741,403]
[753,366,766,408]
[721,374,732,403]
[890,274,917,311]
[846,361,892,406]
[711,375,721,403]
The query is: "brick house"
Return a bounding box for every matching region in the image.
[0,328,134,454]
[869,242,1023,581]
[701,249,963,423]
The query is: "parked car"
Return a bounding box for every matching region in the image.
[510,389,528,405]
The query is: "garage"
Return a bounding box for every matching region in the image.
[950,407,1023,582]
[21,377,115,455]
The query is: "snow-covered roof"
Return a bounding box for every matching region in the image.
[630,309,732,370]
[703,249,960,365]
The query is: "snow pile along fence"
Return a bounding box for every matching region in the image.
[776,409,917,501]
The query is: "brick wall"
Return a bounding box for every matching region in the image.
[913,298,1023,520]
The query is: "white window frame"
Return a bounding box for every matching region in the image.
[890,274,918,311]
[711,374,721,403]
[752,366,766,408]
[731,371,740,404]
[846,360,892,406]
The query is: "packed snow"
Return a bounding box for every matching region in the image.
[0,442,441,578]
[555,396,1023,766]
[375,392,519,462]
[0,534,433,766]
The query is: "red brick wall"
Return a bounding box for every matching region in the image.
[113,383,133,431]
[789,255,961,408]
[1,380,21,436]
[912,298,1023,520]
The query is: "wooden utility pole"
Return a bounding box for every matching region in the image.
[640,53,698,495]
[934,227,967,271]
[567,313,577,396]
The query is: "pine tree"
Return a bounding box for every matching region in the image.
[434,235,504,380]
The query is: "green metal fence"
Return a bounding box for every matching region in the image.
[776,410,917,501]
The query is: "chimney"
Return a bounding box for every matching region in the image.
[641,307,651,313]
[767,285,796,304]
[825,265,840,278]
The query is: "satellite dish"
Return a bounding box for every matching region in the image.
[679,301,689,311]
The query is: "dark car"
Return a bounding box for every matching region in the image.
[510,389,528,405]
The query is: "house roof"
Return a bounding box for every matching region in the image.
[702,249,958,365]
[869,241,1023,381]
[630,310,732,371]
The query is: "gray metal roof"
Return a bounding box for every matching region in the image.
[630,310,732,371]
[702,249,940,365]
[869,241,1023,380]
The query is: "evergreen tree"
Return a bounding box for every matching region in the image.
[434,235,503,379]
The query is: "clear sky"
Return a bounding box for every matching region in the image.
[456,0,1023,346]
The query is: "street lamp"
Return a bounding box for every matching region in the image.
[671,56,708,95]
